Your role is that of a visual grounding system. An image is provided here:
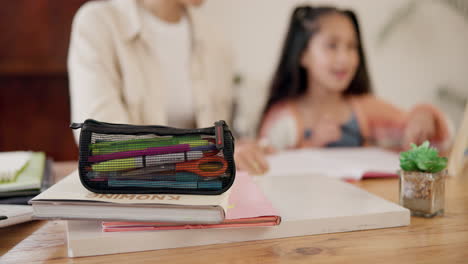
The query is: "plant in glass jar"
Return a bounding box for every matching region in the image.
[399,141,447,217]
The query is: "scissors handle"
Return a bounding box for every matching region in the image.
[175,156,227,177]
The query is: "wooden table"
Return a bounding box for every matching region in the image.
[1,162,467,264]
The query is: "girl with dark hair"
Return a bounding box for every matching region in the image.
[235,5,450,174]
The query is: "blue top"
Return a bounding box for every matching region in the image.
[304,113,363,147]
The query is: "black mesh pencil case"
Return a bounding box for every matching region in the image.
[70,119,235,195]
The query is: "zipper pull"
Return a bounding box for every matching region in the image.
[70,123,84,129]
[214,120,225,150]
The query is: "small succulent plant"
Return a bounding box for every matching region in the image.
[400,141,447,173]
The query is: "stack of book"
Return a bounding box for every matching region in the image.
[30,170,279,226]
[30,166,411,257]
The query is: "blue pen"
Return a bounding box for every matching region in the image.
[107,179,222,190]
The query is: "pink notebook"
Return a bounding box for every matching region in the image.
[102,173,281,232]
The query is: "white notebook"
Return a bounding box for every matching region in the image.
[0,205,34,228]
[66,174,409,257]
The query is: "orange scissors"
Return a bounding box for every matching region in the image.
[148,156,227,177]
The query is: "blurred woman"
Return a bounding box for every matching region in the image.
[68,0,234,141]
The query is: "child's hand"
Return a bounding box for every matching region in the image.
[311,115,342,147]
[403,111,436,147]
[234,139,276,175]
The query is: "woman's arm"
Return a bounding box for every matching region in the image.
[68,3,130,143]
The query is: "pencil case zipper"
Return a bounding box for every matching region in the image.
[71,119,230,150]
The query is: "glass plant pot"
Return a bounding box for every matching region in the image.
[399,170,446,218]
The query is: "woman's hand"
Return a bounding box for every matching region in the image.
[403,110,436,147]
[234,139,276,175]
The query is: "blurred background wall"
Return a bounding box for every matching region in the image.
[0,0,467,160]
[0,0,89,160]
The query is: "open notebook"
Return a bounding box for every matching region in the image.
[261,147,400,180]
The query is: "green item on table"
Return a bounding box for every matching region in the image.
[90,135,207,155]
[399,141,447,173]
[0,152,46,193]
